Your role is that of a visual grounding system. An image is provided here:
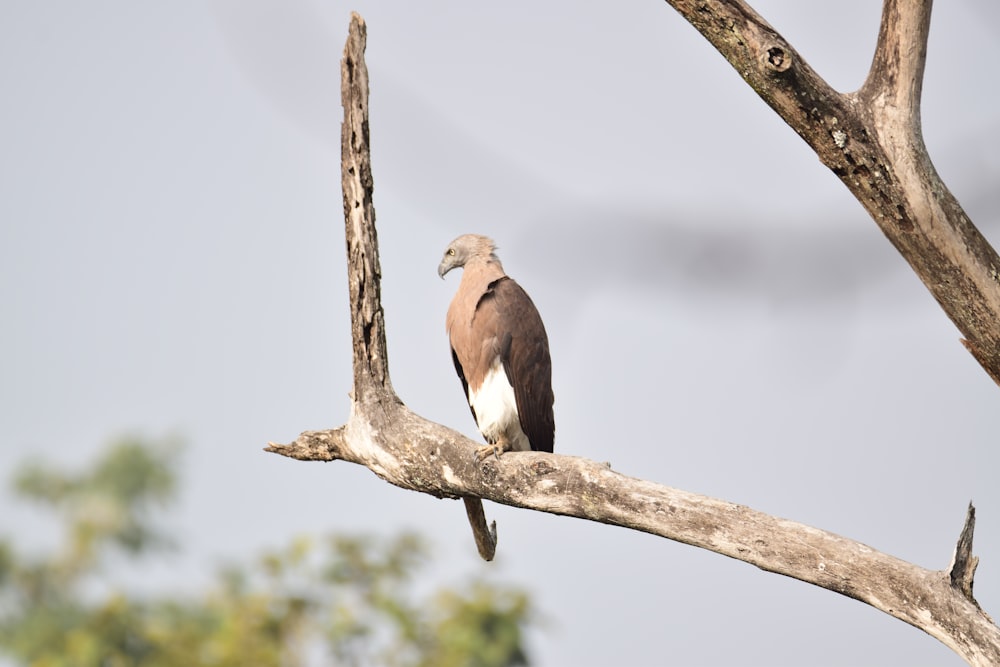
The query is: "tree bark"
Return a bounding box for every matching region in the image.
[266,10,1000,667]
[663,0,1000,385]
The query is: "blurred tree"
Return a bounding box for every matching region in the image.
[0,437,535,666]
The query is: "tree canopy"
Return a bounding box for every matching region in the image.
[0,437,536,667]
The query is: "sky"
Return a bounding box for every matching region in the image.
[2,1,999,665]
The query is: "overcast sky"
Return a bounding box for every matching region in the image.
[2,2,999,665]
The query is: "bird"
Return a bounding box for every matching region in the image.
[438,234,554,461]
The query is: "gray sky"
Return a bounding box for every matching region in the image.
[2,1,999,665]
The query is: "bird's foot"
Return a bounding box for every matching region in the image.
[475,443,507,462]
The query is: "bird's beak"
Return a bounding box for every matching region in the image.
[437,260,451,279]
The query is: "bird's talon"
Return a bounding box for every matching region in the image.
[475,444,503,462]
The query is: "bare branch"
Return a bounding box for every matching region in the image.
[340,13,391,401]
[664,0,1000,385]
[861,0,932,132]
[335,12,497,560]
[268,419,1000,664]
[949,503,983,608]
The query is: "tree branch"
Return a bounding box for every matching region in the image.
[665,0,1000,386]
[340,13,391,403]
[266,10,1000,666]
[949,503,985,611]
[268,422,1000,664]
[861,0,931,131]
[333,13,495,562]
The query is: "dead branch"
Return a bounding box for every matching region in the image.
[266,10,1000,667]
[663,0,1000,385]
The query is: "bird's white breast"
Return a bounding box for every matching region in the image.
[468,359,530,451]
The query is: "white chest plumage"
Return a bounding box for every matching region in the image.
[467,358,530,452]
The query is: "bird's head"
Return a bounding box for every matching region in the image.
[438,234,499,278]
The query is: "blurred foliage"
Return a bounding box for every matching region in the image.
[0,437,534,666]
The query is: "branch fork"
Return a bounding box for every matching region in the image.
[669,0,1000,385]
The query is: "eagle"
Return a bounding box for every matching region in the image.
[438,234,554,460]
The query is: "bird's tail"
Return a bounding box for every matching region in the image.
[463,497,497,561]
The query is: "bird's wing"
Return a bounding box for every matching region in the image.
[488,277,555,452]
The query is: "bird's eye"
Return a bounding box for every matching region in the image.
[447,248,456,256]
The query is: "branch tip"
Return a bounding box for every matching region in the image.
[949,502,979,602]
[265,429,345,462]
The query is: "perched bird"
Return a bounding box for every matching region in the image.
[438,234,554,460]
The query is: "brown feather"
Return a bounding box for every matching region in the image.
[490,277,554,452]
